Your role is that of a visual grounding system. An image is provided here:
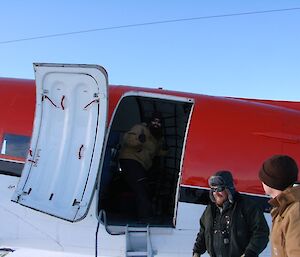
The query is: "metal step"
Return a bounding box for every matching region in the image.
[126,251,148,256]
[125,225,153,257]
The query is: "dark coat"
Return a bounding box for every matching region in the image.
[193,193,269,257]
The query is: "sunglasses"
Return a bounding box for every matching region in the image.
[210,186,226,192]
[151,120,162,127]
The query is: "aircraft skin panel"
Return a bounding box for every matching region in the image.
[11,64,108,222]
[0,78,35,163]
[0,78,35,137]
[235,97,300,112]
[180,95,300,194]
[1,79,300,193]
[2,78,300,194]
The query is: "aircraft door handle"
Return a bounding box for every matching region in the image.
[83,98,99,110]
[42,94,58,108]
[61,95,65,110]
[78,144,84,159]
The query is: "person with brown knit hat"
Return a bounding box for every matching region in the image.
[259,154,300,257]
[193,170,269,257]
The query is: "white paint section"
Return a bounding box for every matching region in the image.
[5,248,93,257]
[176,202,206,230]
[0,174,272,257]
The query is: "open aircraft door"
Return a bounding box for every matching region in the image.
[12,63,108,222]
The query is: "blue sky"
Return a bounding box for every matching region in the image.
[1,0,300,100]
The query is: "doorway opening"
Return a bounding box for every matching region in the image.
[98,93,193,227]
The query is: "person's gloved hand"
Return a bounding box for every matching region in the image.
[193,253,200,257]
[138,133,146,143]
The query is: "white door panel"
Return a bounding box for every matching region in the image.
[12,63,108,222]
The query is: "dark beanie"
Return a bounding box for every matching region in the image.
[259,155,298,190]
[151,111,162,120]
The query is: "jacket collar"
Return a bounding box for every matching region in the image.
[269,186,300,216]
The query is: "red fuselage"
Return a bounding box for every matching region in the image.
[1,78,299,195]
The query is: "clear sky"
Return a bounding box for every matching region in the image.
[1,0,300,100]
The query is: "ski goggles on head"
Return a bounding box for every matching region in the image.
[208,175,225,187]
[210,186,226,192]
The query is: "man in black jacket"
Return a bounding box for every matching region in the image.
[193,171,269,257]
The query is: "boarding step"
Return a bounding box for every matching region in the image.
[126,251,148,256]
[125,225,154,257]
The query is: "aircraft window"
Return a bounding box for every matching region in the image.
[1,133,30,159]
[0,160,24,177]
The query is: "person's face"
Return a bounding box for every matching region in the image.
[150,118,162,129]
[262,182,271,195]
[211,186,228,206]
[261,182,281,198]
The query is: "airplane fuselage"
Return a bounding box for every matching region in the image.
[1,64,300,256]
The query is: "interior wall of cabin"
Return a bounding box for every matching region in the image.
[98,95,193,226]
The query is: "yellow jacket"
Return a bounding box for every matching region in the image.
[119,123,167,170]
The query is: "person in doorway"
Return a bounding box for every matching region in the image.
[259,154,300,256]
[193,170,269,257]
[118,112,167,222]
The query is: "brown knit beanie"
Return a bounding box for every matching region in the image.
[259,155,298,190]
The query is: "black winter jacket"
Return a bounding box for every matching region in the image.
[193,193,269,257]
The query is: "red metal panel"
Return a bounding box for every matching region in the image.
[181,95,300,194]
[0,78,35,161]
[1,78,299,196]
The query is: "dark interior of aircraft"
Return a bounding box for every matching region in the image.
[98,95,193,227]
